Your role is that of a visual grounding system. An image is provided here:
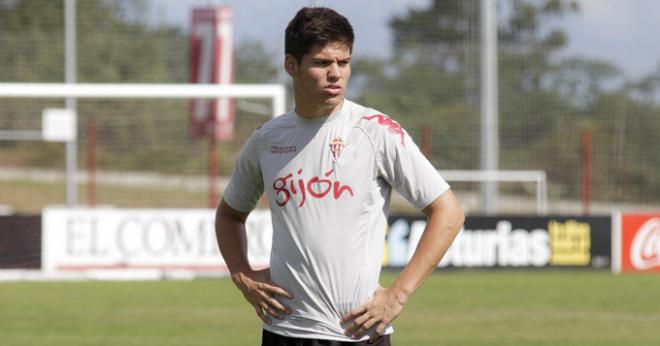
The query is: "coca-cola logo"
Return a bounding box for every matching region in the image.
[630,217,660,270]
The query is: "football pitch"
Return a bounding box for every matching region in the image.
[1,270,659,346]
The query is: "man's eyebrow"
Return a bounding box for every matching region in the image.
[311,57,351,63]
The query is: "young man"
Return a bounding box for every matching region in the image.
[215,7,464,346]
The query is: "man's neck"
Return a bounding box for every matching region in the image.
[295,99,344,119]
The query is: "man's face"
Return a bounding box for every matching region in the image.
[285,41,352,118]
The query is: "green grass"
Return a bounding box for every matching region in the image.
[1,271,659,345]
[0,180,209,213]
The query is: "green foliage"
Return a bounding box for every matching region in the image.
[0,0,281,178]
[352,0,659,202]
[1,0,658,204]
[0,0,64,81]
[234,40,279,83]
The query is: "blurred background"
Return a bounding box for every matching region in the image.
[2,4,659,344]
[1,0,659,215]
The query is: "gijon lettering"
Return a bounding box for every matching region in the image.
[273,168,354,207]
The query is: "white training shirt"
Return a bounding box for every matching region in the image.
[223,99,450,341]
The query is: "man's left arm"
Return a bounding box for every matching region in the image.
[341,189,464,341]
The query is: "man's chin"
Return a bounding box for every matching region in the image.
[322,95,344,106]
[322,97,344,112]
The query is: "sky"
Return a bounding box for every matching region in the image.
[145,0,660,80]
[554,0,660,79]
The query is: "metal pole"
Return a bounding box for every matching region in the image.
[582,130,592,215]
[480,0,499,215]
[65,0,77,207]
[87,119,97,207]
[539,173,548,215]
[536,173,548,215]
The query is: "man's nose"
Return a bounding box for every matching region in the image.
[327,63,340,80]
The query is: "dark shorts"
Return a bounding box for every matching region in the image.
[262,329,392,346]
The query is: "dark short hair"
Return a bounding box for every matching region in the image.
[285,7,354,62]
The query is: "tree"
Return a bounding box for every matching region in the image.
[350,0,658,202]
[0,0,282,176]
[353,0,580,171]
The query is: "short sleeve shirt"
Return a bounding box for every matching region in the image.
[223,99,450,341]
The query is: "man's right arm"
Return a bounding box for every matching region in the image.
[215,198,293,324]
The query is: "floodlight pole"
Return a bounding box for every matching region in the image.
[480,0,499,215]
[65,0,77,207]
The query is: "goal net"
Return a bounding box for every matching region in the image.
[0,83,284,280]
[0,83,548,281]
[0,83,285,210]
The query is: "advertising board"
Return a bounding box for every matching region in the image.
[386,215,612,269]
[0,215,41,269]
[614,213,660,273]
[41,208,271,276]
[41,208,615,278]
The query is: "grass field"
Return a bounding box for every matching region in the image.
[0,180,209,213]
[1,270,660,345]
[0,179,419,215]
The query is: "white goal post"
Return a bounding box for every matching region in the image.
[0,83,287,207]
[0,83,546,214]
[440,170,548,214]
[0,83,287,115]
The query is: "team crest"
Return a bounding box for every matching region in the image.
[330,137,346,161]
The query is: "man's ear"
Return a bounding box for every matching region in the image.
[284,55,298,76]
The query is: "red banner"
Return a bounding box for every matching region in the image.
[189,6,234,140]
[617,213,660,273]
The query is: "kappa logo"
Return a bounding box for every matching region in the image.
[362,114,406,146]
[330,137,346,161]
